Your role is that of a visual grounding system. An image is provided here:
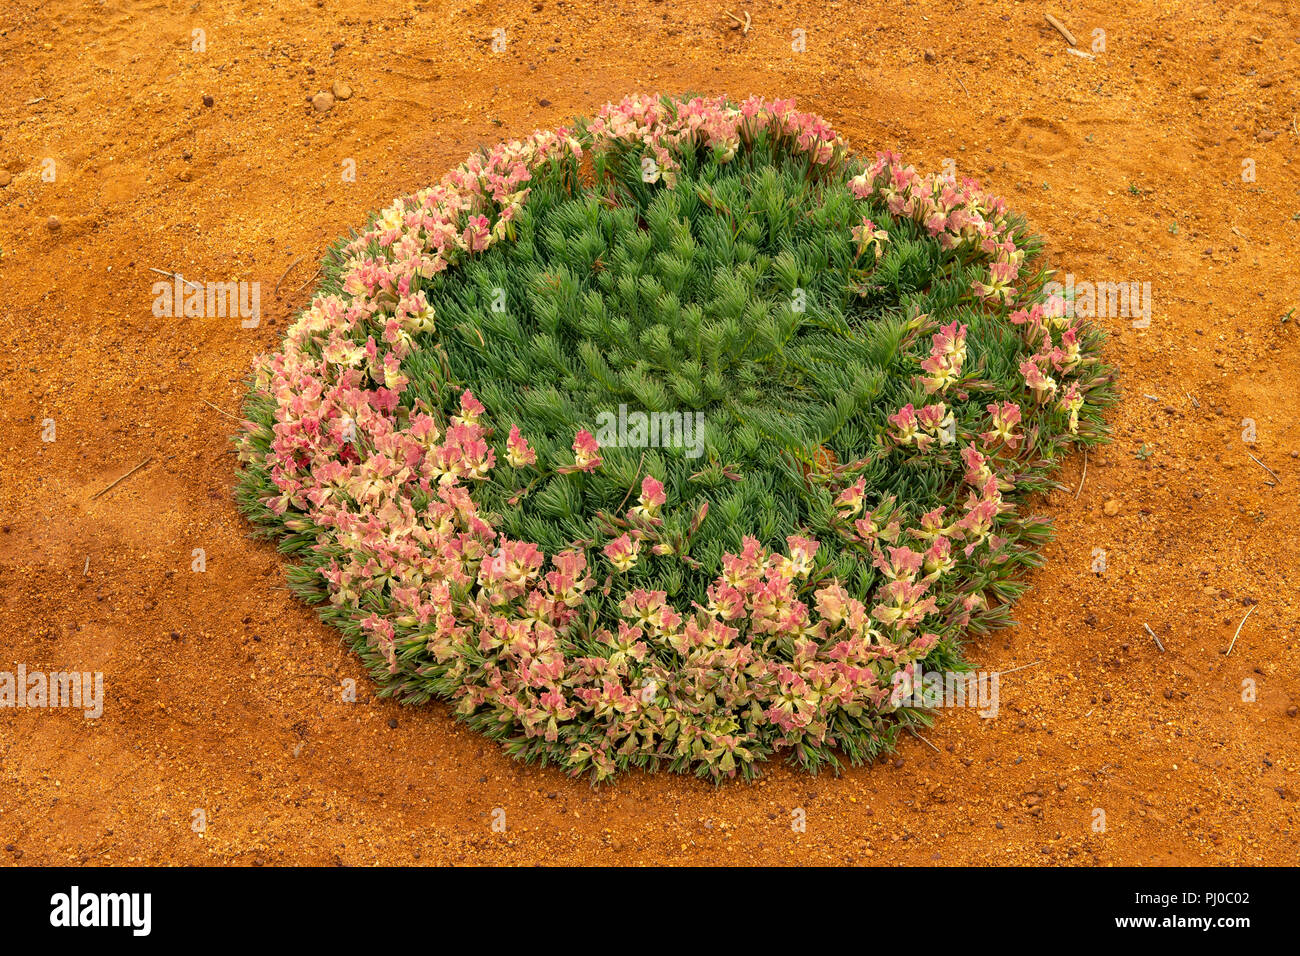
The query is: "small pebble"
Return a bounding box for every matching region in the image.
[312,91,335,113]
[46,215,61,231]
[1103,498,1120,516]
[202,94,214,107]
[332,80,352,101]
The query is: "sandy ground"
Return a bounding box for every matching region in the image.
[0,0,1297,866]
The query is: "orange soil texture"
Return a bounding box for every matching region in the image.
[1,0,1298,866]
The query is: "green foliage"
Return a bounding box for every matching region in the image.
[416,146,1020,611]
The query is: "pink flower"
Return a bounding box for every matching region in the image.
[774,535,820,579]
[505,424,536,467]
[603,533,640,572]
[874,545,924,583]
[1058,382,1085,434]
[619,589,681,635]
[980,401,1022,448]
[704,582,746,621]
[720,537,766,591]
[888,403,921,446]
[851,217,890,259]
[918,351,960,394]
[922,538,955,579]
[462,214,492,253]
[1060,325,1083,370]
[814,584,851,627]
[961,444,992,486]
[973,261,1018,304]
[381,353,409,391]
[954,498,999,552]
[568,430,602,473]
[916,402,956,446]
[629,475,667,520]
[854,497,901,544]
[871,580,938,631]
[1019,356,1058,401]
[933,321,967,364]
[456,389,486,424]
[546,549,592,607]
[834,476,867,518]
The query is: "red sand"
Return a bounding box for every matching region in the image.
[1,0,1297,864]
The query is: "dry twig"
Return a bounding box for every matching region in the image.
[1248,453,1280,485]
[1227,603,1257,656]
[148,267,203,293]
[91,457,154,500]
[1143,622,1165,653]
[909,728,941,753]
[293,266,322,294]
[1044,13,1078,46]
[274,256,304,297]
[725,11,752,34]
[201,398,241,421]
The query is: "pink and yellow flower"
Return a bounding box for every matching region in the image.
[603,533,641,572]
[505,424,536,467]
[851,217,890,259]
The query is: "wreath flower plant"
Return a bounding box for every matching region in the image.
[236,94,1115,782]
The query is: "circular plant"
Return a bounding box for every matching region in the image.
[236,94,1115,781]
